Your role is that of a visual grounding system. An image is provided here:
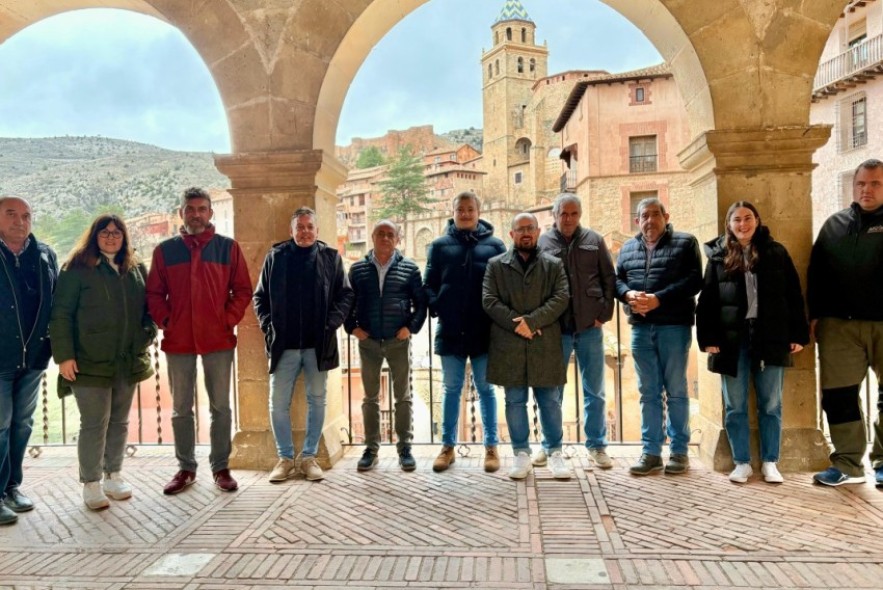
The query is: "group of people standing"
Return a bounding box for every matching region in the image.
[1,157,882,524]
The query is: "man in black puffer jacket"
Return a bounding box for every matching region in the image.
[615,197,702,477]
[423,192,506,474]
[346,220,427,473]
[809,158,883,488]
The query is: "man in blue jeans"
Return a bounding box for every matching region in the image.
[538,193,616,470]
[483,212,570,480]
[424,192,506,473]
[254,207,353,483]
[615,198,702,476]
[0,196,58,525]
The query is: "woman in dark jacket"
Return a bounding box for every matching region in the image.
[50,215,155,510]
[696,201,809,485]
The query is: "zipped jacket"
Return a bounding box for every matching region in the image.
[345,251,427,340]
[50,258,155,392]
[0,236,58,373]
[808,202,883,321]
[615,224,702,326]
[696,227,809,377]
[423,219,506,356]
[146,225,253,355]
[538,225,616,332]
[253,240,354,373]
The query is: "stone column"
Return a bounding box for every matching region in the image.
[214,149,349,471]
[679,125,833,472]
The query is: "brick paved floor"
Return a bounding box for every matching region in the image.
[1,445,882,589]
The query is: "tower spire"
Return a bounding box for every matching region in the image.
[495,0,533,24]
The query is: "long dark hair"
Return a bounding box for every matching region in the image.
[63,214,138,273]
[723,201,761,274]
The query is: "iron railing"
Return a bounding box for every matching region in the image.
[814,34,883,91]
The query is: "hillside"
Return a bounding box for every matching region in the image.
[0,136,229,219]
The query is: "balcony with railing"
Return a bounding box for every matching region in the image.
[559,169,578,193]
[814,33,883,100]
[629,154,657,174]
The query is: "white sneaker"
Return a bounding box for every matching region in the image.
[103,472,132,500]
[509,452,533,480]
[83,482,110,510]
[531,448,547,466]
[729,463,753,483]
[548,451,572,480]
[761,462,784,484]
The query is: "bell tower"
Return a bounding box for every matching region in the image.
[481,0,548,206]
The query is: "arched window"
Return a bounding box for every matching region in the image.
[521,28,526,42]
[495,30,499,45]
[488,64,493,78]
[517,57,524,73]
[515,137,532,160]
[530,58,536,73]
[495,59,500,75]
[506,27,512,41]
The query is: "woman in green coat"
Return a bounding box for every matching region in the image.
[49,214,155,510]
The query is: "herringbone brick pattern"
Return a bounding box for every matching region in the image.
[1,446,882,589]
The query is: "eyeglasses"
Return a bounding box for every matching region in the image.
[512,225,537,235]
[98,230,123,239]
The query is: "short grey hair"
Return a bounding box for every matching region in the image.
[636,197,667,218]
[551,193,581,217]
[451,190,481,211]
[510,211,538,230]
[290,207,317,224]
[373,218,401,238]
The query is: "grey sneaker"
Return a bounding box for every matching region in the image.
[629,453,663,476]
[588,448,613,470]
[665,454,689,475]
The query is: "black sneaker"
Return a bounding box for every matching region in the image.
[629,453,663,476]
[357,448,378,472]
[665,454,689,475]
[399,447,417,472]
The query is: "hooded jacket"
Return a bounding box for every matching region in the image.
[696,226,809,377]
[253,239,354,373]
[50,258,155,394]
[423,219,506,356]
[146,225,253,355]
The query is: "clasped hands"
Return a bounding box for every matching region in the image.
[513,316,542,340]
[626,290,660,316]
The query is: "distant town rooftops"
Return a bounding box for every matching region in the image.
[552,63,672,132]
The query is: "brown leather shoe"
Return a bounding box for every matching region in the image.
[213,469,238,492]
[433,446,455,472]
[163,470,196,495]
[484,446,500,473]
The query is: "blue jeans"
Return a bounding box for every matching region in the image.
[560,328,607,449]
[269,348,327,459]
[0,369,42,499]
[504,386,562,455]
[166,350,234,473]
[722,343,784,463]
[440,354,498,446]
[631,324,692,456]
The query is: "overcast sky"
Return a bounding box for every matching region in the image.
[0,1,662,153]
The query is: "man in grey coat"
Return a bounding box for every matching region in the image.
[482,212,570,480]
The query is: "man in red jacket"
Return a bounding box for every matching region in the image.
[147,187,253,495]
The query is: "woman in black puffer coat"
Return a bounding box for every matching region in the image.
[696,201,809,485]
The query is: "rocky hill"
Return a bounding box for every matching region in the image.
[0,136,229,219]
[440,127,483,153]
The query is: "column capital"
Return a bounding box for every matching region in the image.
[214,149,324,193]
[679,125,832,175]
